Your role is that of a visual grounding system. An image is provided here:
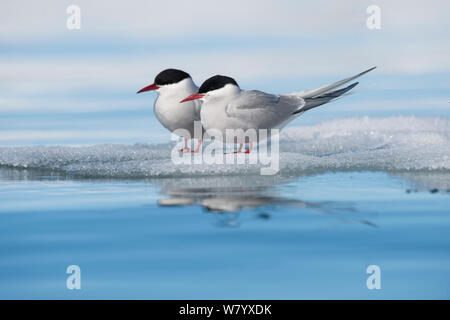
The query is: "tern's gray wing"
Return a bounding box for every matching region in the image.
[225,90,305,128]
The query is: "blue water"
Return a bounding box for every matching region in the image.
[0,167,449,299]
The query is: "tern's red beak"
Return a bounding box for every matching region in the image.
[180,93,205,103]
[137,83,159,94]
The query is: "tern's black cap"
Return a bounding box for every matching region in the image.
[154,69,191,85]
[198,75,239,94]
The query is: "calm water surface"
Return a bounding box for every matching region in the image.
[0,168,449,299]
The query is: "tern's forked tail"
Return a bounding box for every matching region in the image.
[295,82,358,114]
[291,66,376,114]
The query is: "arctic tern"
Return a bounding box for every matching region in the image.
[181,67,376,153]
[137,68,203,152]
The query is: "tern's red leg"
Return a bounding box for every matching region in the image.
[233,143,243,154]
[179,137,191,153]
[243,142,253,154]
[191,140,202,153]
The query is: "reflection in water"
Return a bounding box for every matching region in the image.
[393,172,450,194]
[1,167,449,228]
[150,172,450,227]
[153,175,371,227]
[156,176,321,211]
[0,167,67,181]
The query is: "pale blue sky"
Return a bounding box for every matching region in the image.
[0,0,449,145]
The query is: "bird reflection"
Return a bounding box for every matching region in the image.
[4,167,447,229]
[154,175,370,227]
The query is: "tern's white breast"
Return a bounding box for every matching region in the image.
[154,78,200,137]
